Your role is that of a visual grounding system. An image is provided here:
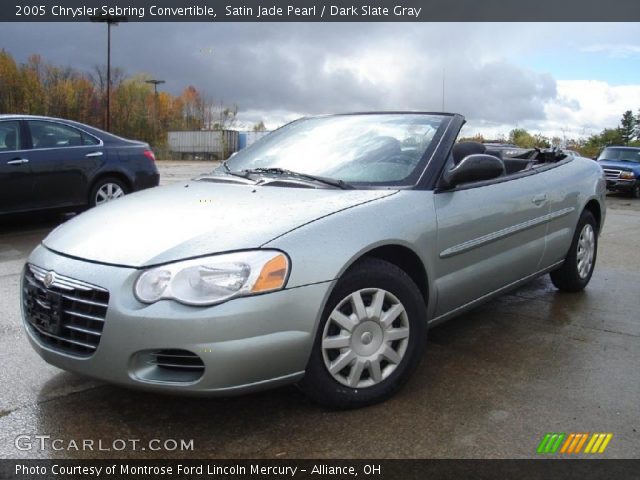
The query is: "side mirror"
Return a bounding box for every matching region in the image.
[442,154,505,188]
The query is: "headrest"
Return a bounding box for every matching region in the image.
[452,142,486,164]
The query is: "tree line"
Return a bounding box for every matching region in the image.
[0,50,244,151]
[461,110,640,158]
[2,49,638,158]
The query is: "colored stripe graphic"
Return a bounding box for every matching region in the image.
[584,433,613,454]
[537,433,566,454]
[538,433,613,454]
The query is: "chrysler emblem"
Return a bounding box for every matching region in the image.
[43,271,56,288]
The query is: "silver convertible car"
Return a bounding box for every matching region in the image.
[22,113,606,408]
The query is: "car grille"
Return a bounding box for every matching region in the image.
[150,349,205,372]
[603,168,622,180]
[23,264,109,357]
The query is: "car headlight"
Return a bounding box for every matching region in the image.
[620,171,636,179]
[134,250,290,306]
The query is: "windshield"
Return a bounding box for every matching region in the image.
[222,114,448,186]
[598,148,640,163]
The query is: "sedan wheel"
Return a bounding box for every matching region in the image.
[299,257,427,408]
[89,178,128,207]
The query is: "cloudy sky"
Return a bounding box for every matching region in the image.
[1,22,640,138]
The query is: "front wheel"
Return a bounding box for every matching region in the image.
[631,182,640,199]
[298,258,427,409]
[550,210,598,292]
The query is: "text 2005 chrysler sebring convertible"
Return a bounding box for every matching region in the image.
[22,113,605,408]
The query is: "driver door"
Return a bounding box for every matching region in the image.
[432,174,549,317]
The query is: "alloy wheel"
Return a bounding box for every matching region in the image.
[95,183,125,205]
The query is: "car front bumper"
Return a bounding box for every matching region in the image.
[22,245,333,395]
[606,178,637,192]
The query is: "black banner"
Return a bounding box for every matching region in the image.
[2,0,640,22]
[1,460,640,480]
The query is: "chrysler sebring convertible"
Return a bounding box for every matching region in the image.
[22,113,606,408]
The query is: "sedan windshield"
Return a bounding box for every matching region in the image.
[598,148,640,163]
[220,114,448,187]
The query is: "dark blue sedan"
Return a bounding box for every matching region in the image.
[0,115,159,215]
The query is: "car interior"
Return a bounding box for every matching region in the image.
[0,126,19,152]
[452,141,572,178]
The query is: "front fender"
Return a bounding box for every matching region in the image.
[264,190,438,315]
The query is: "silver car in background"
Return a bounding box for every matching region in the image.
[22,113,606,408]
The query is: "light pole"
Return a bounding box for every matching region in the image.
[145,79,166,96]
[145,79,165,142]
[91,14,127,131]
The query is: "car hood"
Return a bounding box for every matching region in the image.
[598,160,640,171]
[43,180,396,267]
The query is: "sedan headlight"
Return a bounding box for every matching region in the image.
[134,250,290,306]
[620,171,636,180]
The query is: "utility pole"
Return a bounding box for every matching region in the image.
[441,66,445,112]
[91,14,127,131]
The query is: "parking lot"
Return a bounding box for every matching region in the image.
[0,160,638,459]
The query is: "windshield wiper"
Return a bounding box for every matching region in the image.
[243,167,353,190]
[222,160,252,179]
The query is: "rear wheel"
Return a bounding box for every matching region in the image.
[550,210,598,292]
[298,258,427,408]
[89,177,128,207]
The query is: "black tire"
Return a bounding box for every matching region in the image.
[298,257,427,409]
[550,210,598,292]
[631,183,640,199]
[89,177,128,208]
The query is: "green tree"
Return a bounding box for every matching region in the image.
[619,110,636,145]
[253,121,267,132]
[581,128,624,158]
[508,128,550,149]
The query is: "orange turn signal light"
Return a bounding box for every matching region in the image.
[252,254,289,292]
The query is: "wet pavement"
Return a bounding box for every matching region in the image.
[0,162,638,459]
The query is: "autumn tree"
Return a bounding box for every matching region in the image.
[0,49,24,113]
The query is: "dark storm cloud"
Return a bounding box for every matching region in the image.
[0,22,558,125]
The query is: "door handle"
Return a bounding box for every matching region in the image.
[532,193,547,206]
[7,158,29,165]
[85,151,103,158]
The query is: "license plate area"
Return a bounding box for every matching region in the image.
[25,283,63,335]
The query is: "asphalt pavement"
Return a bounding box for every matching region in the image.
[0,161,638,459]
